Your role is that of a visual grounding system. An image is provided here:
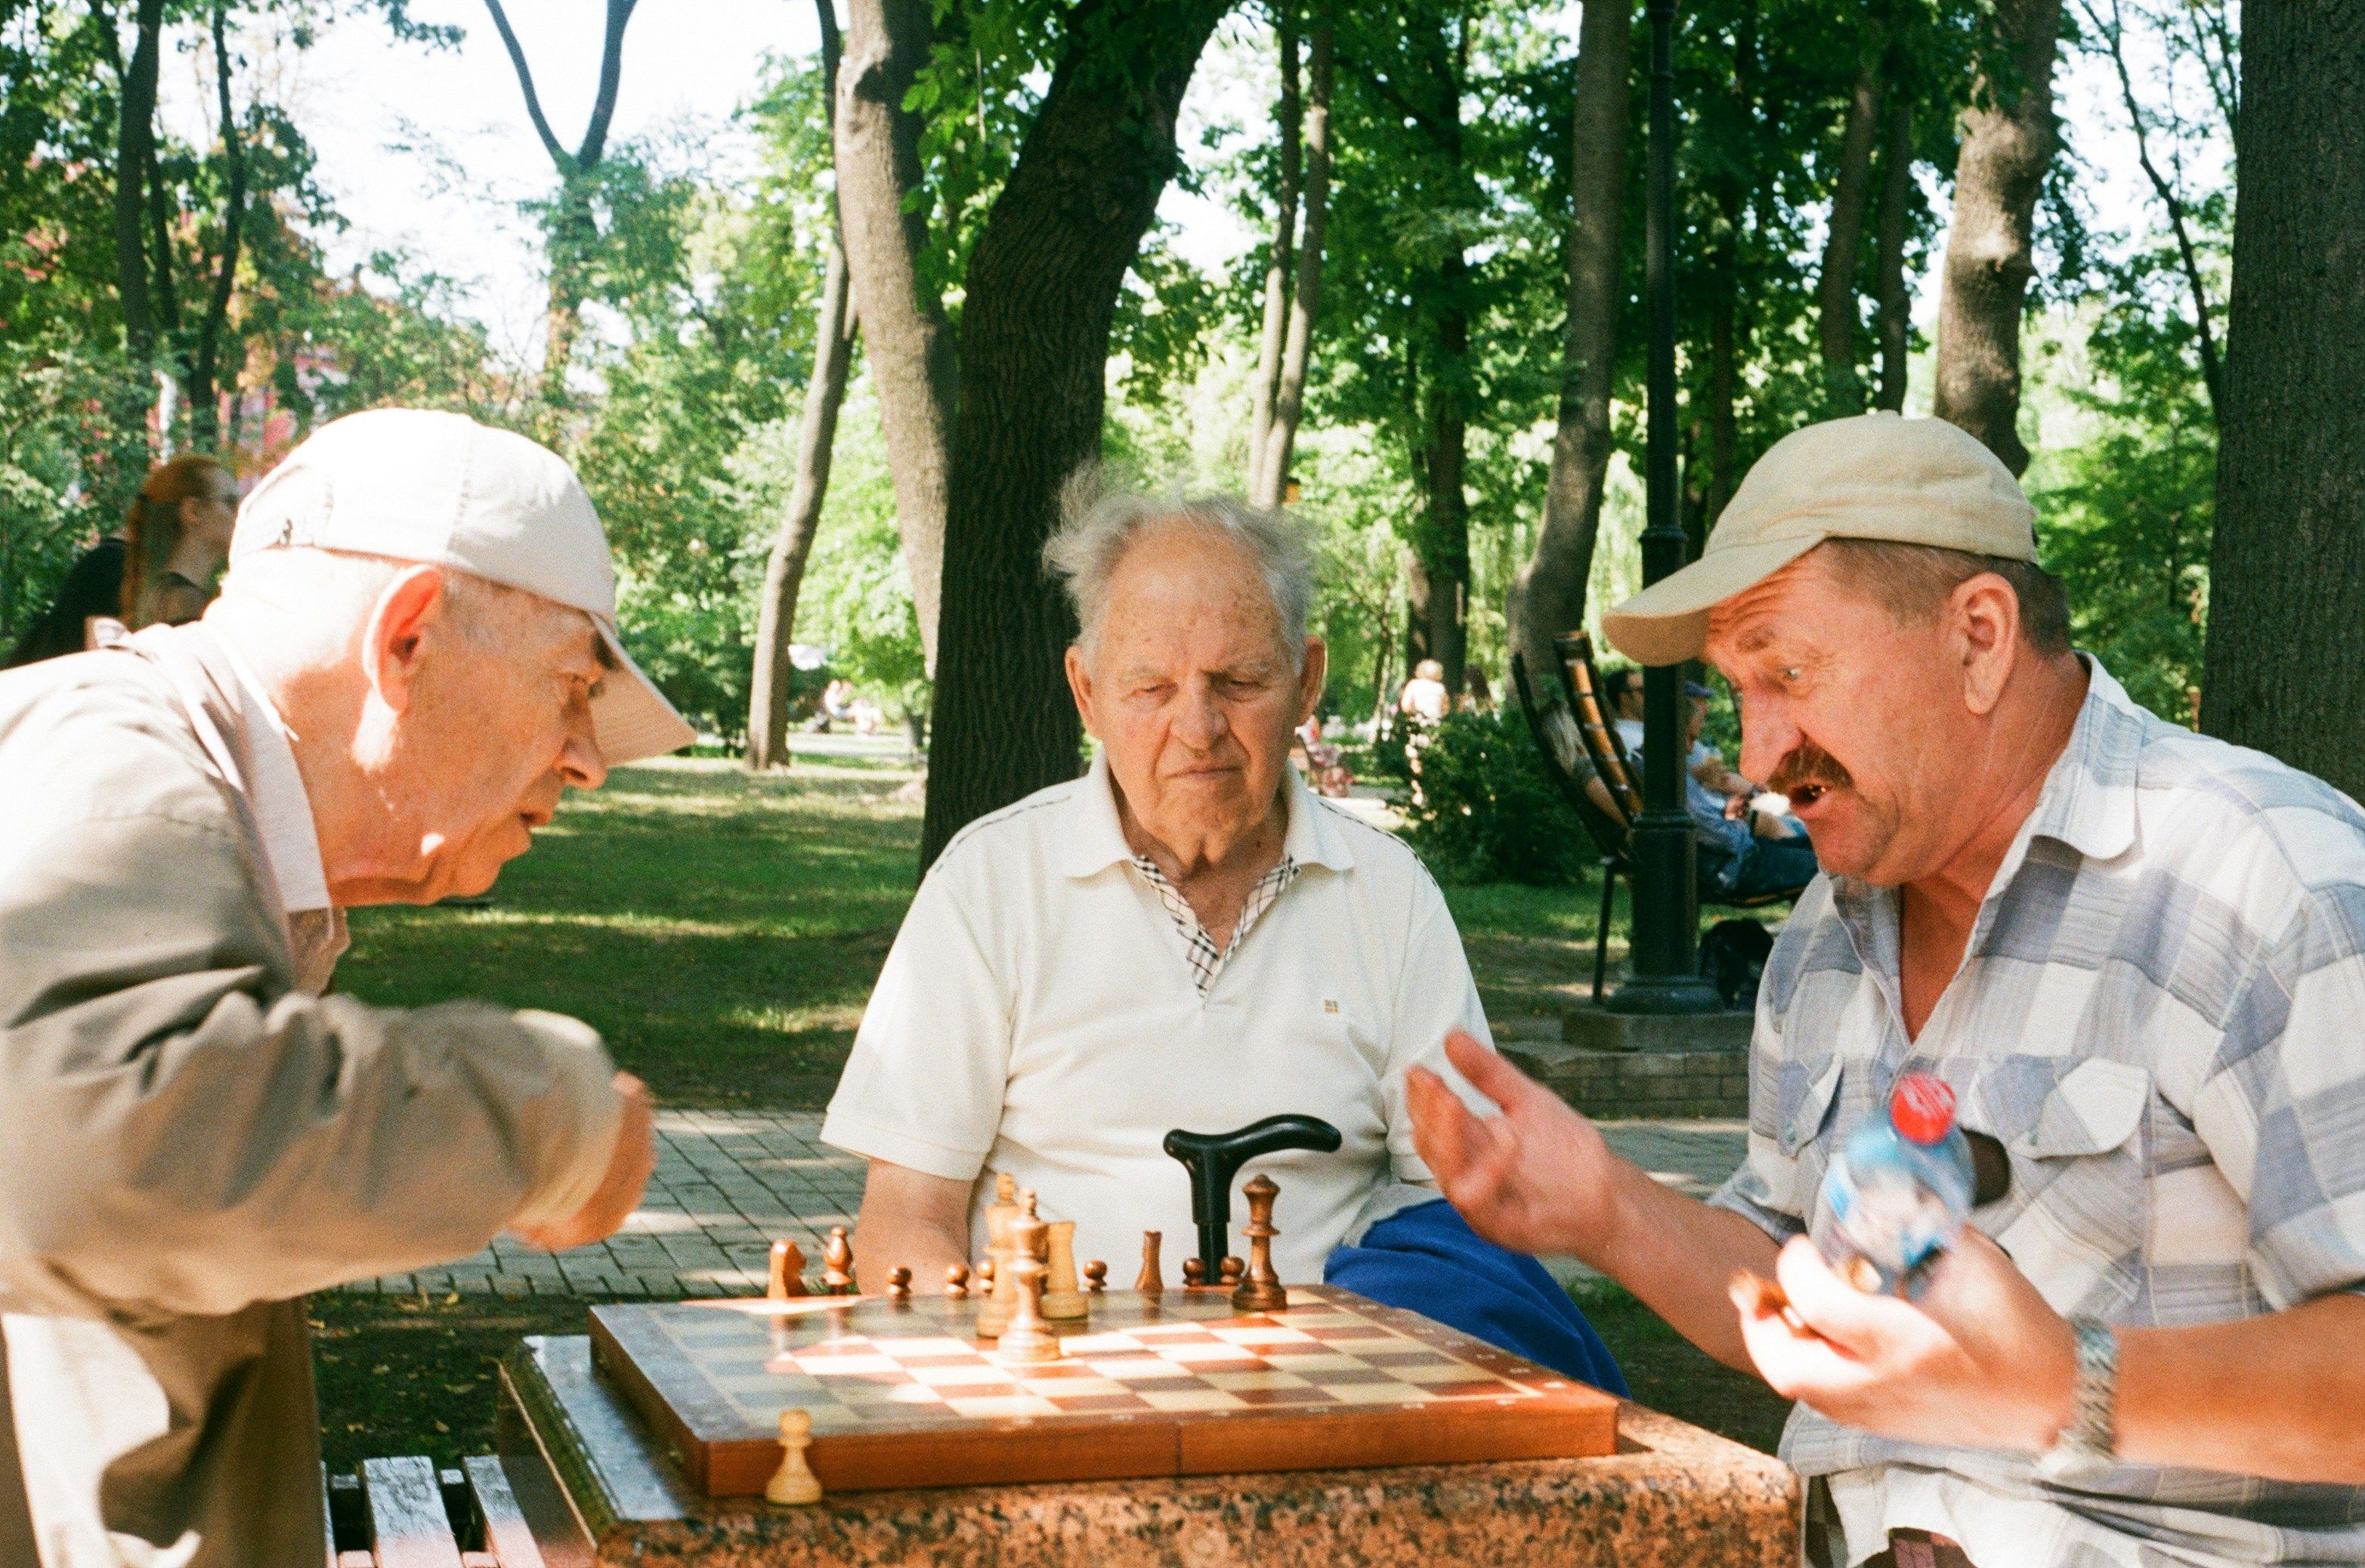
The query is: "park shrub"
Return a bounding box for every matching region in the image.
[1391,707,1586,886]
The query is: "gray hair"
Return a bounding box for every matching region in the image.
[1041,472,1319,666]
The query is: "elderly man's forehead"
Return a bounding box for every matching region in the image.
[1705,555,1830,654]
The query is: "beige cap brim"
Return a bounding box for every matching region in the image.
[1600,533,1827,666]
[592,619,698,764]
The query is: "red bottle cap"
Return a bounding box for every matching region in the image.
[1889,1074,1956,1145]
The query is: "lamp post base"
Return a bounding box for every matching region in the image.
[1601,973,1727,1016]
[1606,814,1726,1016]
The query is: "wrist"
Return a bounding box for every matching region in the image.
[2035,1317,2120,1476]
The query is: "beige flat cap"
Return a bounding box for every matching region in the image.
[1601,411,2037,666]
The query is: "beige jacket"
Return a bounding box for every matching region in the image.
[0,626,624,1567]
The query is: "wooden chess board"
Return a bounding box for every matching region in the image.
[589,1285,1620,1496]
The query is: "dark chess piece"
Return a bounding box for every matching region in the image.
[1230,1173,1290,1312]
[823,1226,855,1294]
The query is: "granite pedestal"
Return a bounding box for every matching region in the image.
[494,1334,1800,1566]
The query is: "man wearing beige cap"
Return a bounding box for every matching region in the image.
[1410,413,2365,1564]
[0,410,693,1566]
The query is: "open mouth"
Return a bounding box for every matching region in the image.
[1788,782,1832,808]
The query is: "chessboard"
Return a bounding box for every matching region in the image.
[589,1285,1620,1496]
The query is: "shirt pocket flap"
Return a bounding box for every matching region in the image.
[2017,1059,2149,1159]
[1779,1053,1845,1157]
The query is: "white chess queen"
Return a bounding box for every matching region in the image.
[821,475,1492,1289]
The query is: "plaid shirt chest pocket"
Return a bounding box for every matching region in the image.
[1955,1055,2153,1318]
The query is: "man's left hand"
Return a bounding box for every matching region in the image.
[1730,1230,2079,1454]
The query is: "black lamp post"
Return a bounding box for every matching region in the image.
[1608,0,1721,1016]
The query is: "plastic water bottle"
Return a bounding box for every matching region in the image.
[1813,1073,1974,1297]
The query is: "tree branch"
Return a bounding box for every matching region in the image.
[575,0,638,169]
[481,0,573,172]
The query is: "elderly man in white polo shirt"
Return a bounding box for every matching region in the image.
[823,484,1621,1387]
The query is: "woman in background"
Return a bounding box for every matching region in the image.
[5,453,237,668]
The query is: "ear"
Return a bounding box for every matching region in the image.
[1951,572,2022,717]
[1295,636,1328,726]
[360,565,450,714]
[1063,644,1098,739]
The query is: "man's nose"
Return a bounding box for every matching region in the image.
[561,728,608,790]
[1736,694,1797,783]
[1174,681,1229,748]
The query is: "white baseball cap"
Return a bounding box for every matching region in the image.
[1602,412,2039,666]
[230,408,696,763]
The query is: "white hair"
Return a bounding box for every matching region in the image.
[217,547,589,665]
[1041,472,1319,666]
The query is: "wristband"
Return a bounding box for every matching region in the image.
[2036,1316,2118,1481]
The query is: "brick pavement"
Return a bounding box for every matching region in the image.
[341,1111,1745,1299]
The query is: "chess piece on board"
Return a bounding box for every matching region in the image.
[888,1266,912,1303]
[1084,1260,1107,1295]
[768,1240,807,1300]
[945,1263,970,1300]
[1136,1232,1163,1294]
[766,1408,823,1506]
[1182,1257,1206,1288]
[983,1171,1020,1248]
[823,1227,855,1294]
[1231,1173,1290,1312]
[976,1249,1015,1338]
[997,1209,1062,1364]
[1041,1220,1087,1321]
[1220,1257,1244,1287]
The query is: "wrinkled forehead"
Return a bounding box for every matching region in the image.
[1093,533,1291,665]
[1702,551,1857,663]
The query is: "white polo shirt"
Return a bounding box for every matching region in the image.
[821,755,1492,1282]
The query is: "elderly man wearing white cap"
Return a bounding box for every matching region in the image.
[1409,413,2365,1566]
[0,410,693,1566]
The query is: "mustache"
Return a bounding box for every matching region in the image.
[1764,741,1853,798]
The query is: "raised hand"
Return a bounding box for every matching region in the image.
[1404,1030,1620,1259]
[516,1071,657,1254]
[1731,1229,2076,1454]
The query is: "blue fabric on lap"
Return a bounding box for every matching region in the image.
[1322,1197,1628,1396]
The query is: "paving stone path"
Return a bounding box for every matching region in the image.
[343,1111,1746,1299]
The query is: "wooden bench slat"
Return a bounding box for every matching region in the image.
[461,1455,548,1568]
[361,1455,465,1568]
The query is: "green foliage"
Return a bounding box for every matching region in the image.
[1393,707,1585,886]
[0,332,154,644]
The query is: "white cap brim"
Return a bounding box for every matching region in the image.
[591,619,697,764]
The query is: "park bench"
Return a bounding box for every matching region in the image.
[323,1455,546,1568]
[1509,631,1799,1003]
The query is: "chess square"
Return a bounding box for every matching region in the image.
[1257,1350,1364,1374]
[944,1393,1065,1419]
[1087,1357,1192,1382]
[1155,1342,1268,1365]
[1136,1387,1248,1412]
[1041,1392,1154,1413]
[1296,1368,1399,1387]
[1198,1369,1312,1393]
[835,1379,944,1406]
[792,1353,903,1377]
[1384,1362,1512,1387]
[911,1362,1028,1388]
[1351,1350,1458,1369]
[1229,1386,1328,1407]
[1018,1375,1128,1398]
[1421,1380,1528,1400]
[1211,1325,1319,1348]
[867,1336,977,1360]
[1322,1381,1432,1406]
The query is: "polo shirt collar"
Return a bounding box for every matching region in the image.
[197,626,334,914]
[1060,750,1356,879]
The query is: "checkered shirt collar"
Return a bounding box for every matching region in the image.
[1130,852,1302,997]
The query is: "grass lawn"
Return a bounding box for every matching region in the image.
[313,1282,1792,1474]
[335,754,1629,1107]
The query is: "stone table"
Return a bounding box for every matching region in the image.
[494,1335,1800,1566]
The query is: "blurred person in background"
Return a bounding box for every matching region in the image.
[5,455,240,669]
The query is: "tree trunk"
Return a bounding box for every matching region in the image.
[2200,3,2365,796]
[836,0,955,673]
[1931,0,2063,475]
[1421,297,1470,695]
[918,0,1231,871]
[1246,10,1300,499]
[748,1,854,772]
[187,2,249,447]
[1505,0,1631,699]
[112,0,164,354]
[1817,51,1883,414]
[1872,85,1913,413]
[1250,14,1331,511]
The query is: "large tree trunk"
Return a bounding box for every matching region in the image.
[918,0,1232,870]
[1250,14,1331,511]
[836,0,955,673]
[2201,4,2365,795]
[1817,51,1883,414]
[1872,85,1914,413]
[748,1,854,772]
[1246,11,1300,498]
[112,0,164,354]
[1421,287,1470,695]
[187,1,249,447]
[1931,0,2062,475]
[1504,0,1631,697]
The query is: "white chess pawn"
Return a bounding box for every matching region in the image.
[767,1407,823,1505]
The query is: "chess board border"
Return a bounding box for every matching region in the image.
[589,1285,1618,1496]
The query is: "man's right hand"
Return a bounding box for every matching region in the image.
[1405,1031,1621,1260]
[516,1072,656,1253]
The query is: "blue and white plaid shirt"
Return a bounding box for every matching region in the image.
[1713,659,2365,1566]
